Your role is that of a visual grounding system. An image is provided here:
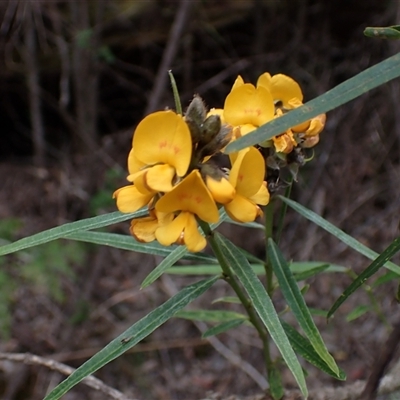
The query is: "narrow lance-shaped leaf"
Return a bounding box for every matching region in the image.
[213,233,308,398]
[281,321,346,380]
[268,239,339,376]
[175,309,247,322]
[44,275,219,400]
[0,210,147,256]
[66,231,216,263]
[141,246,190,288]
[328,237,400,318]
[226,52,400,152]
[202,319,245,338]
[364,26,400,40]
[279,196,400,275]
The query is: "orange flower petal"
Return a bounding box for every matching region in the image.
[113,185,153,213]
[133,110,192,177]
[127,148,146,176]
[305,114,326,136]
[225,195,259,223]
[269,74,303,106]
[130,216,159,242]
[205,175,236,204]
[224,84,274,127]
[155,170,219,223]
[250,182,270,205]
[273,132,296,153]
[145,164,175,192]
[230,147,265,197]
[155,212,186,246]
[182,212,207,252]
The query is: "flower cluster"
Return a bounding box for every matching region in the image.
[114,72,326,252]
[211,72,326,190]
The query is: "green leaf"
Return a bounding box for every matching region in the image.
[293,265,329,281]
[328,237,400,318]
[202,319,245,338]
[43,275,219,400]
[166,264,265,275]
[0,210,147,257]
[268,239,339,376]
[281,321,346,380]
[226,52,400,152]
[66,231,216,263]
[212,296,241,304]
[213,233,308,398]
[372,270,400,287]
[346,305,371,322]
[141,246,189,288]
[175,309,247,322]
[279,197,400,275]
[308,308,328,318]
[268,366,284,400]
[364,26,400,40]
[290,261,347,274]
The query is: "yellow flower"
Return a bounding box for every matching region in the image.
[224,82,275,129]
[257,73,303,107]
[154,170,219,252]
[113,185,154,213]
[130,210,173,243]
[127,110,192,193]
[225,147,270,222]
[271,109,297,154]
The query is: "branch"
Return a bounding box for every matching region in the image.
[0,352,135,400]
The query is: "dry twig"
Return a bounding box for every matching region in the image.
[0,352,134,400]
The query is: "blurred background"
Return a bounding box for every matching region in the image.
[0,0,400,399]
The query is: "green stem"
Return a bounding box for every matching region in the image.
[276,181,293,245]
[264,201,275,296]
[199,220,274,375]
[168,70,182,115]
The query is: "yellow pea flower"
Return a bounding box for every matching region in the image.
[225,147,270,222]
[128,110,192,193]
[154,170,219,252]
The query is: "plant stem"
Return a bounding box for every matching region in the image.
[264,201,275,296]
[276,181,293,245]
[199,220,274,376]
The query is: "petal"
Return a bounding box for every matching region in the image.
[127,148,146,176]
[272,132,296,153]
[230,147,266,197]
[155,212,187,246]
[155,170,219,223]
[256,72,272,91]
[145,164,175,192]
[249,182,270,205]
[269,74,303,106]
[225,195,259,223]
[205,175,236,204]
[113,185,153,213]
[224,84,274,127]
[182,212,207,252]
[301,134,320,148]
[228,148,249,188]
[238,123,257,136]
[130,170,154,194]
[305,113,326,136]
[133,110,192,177]
[130,216,158,242]
[231,75,245,91]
